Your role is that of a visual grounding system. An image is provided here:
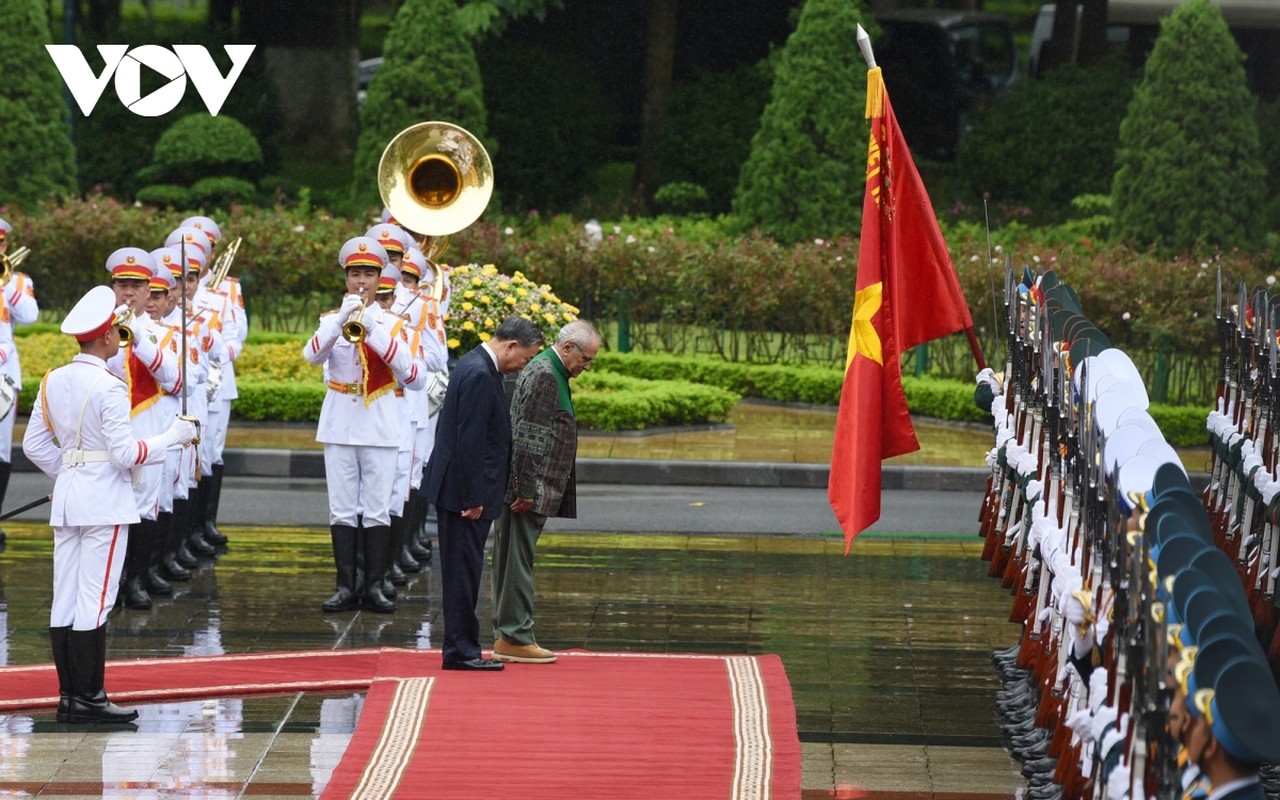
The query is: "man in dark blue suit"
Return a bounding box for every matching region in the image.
[423,316,544,670]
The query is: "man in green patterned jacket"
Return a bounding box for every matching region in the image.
[490,320,601,664]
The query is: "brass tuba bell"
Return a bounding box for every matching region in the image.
[377,121,493,273]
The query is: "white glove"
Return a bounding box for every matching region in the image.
[363,317,392,352]
[975,367,1001,392]
[1105,763,1130,800]
[167,416,198,447]
[1064,594,1089,627]
[1089,668,1110,713]
[339,292,365,317]
[1065,707,1093,738]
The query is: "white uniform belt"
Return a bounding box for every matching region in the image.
[63,449,110,467]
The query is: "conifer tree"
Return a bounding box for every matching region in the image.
[0,0,77,201]
[1111,0,1265,254]
[732,0,873,243]
[352,0,489,209]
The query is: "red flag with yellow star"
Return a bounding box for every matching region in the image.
[828,67,975,551]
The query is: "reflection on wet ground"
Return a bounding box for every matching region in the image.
[0,523,1028,798]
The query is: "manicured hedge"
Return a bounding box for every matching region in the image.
[573,372,739,431]
[12,331,1211,443]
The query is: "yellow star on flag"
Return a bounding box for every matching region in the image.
[846,281,883,370]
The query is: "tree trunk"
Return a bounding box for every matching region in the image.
[1038,0,1077,73]
[85,0,121,34]
[1040,0,1109,72]
[239,0,361,156]
[1076,0,1109,66]
[634,0,677,212]
[208,0,236,33]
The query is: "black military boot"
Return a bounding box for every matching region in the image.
[321,525,360,612]
[362,525,396,613]
[49,626,73,723]
[0,460,11,546]
[403,497,430,563]
[186,478,216,559]
[388,514,410,584]
[66,626,137,724]
[121,520,153,610]
[203,462,227,545]
[147,512,174,596]
[162,499,193,581]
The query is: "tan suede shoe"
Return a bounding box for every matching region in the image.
[493,636,557,664]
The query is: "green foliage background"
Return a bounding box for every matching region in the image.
[732,0,873,242]
[1110,0,1266,254]
[657,62,774,215]
[0,0,77,202]
[958,58,1135,219]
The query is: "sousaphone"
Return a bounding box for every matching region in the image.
[377,121,494,301]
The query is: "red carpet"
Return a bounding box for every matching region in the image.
[0,648,800,799]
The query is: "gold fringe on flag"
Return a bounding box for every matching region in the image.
[865,67,884,121]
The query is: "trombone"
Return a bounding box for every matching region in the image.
[207,236,242,291]
[0,246,31,286]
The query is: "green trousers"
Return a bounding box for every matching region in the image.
[491,506,548,645]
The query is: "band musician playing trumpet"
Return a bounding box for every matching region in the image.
[303,237,427,614]
[0,217,38,545]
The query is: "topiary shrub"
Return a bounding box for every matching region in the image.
[352,0,489,210]
[1111,0,1265,255]
[134,184,194,208]
[190,176,258,207]
[150,113,265,185]
[958,57,1134,220]
[732,0,873,243]
[0,0,77,201]
[653,182,709,215]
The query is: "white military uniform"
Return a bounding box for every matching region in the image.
[0,270,37,463]
[305,303,425,527]
[107,311,181,520]
[24,344,184,629]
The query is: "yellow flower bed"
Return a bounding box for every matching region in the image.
[445,263,579,354]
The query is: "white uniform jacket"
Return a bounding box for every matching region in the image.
[193,283,244,402]
[22,354,175,525]
[303,306,425,446]
[0,272,38,384]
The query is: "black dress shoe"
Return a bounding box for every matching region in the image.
[442,658,504,671]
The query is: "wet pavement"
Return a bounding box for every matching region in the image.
[0,406,1095,798]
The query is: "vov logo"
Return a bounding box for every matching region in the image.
[45,44,256,117]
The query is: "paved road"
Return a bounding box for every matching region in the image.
[3,463,986,537]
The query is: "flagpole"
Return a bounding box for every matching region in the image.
[856,24,987,374]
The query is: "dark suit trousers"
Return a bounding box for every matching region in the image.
[437,506,492,663]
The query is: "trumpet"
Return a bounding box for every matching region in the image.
[117,307,135,346]
[342,289,368,344]
[0,246,31,286]
[207,236,242,291]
